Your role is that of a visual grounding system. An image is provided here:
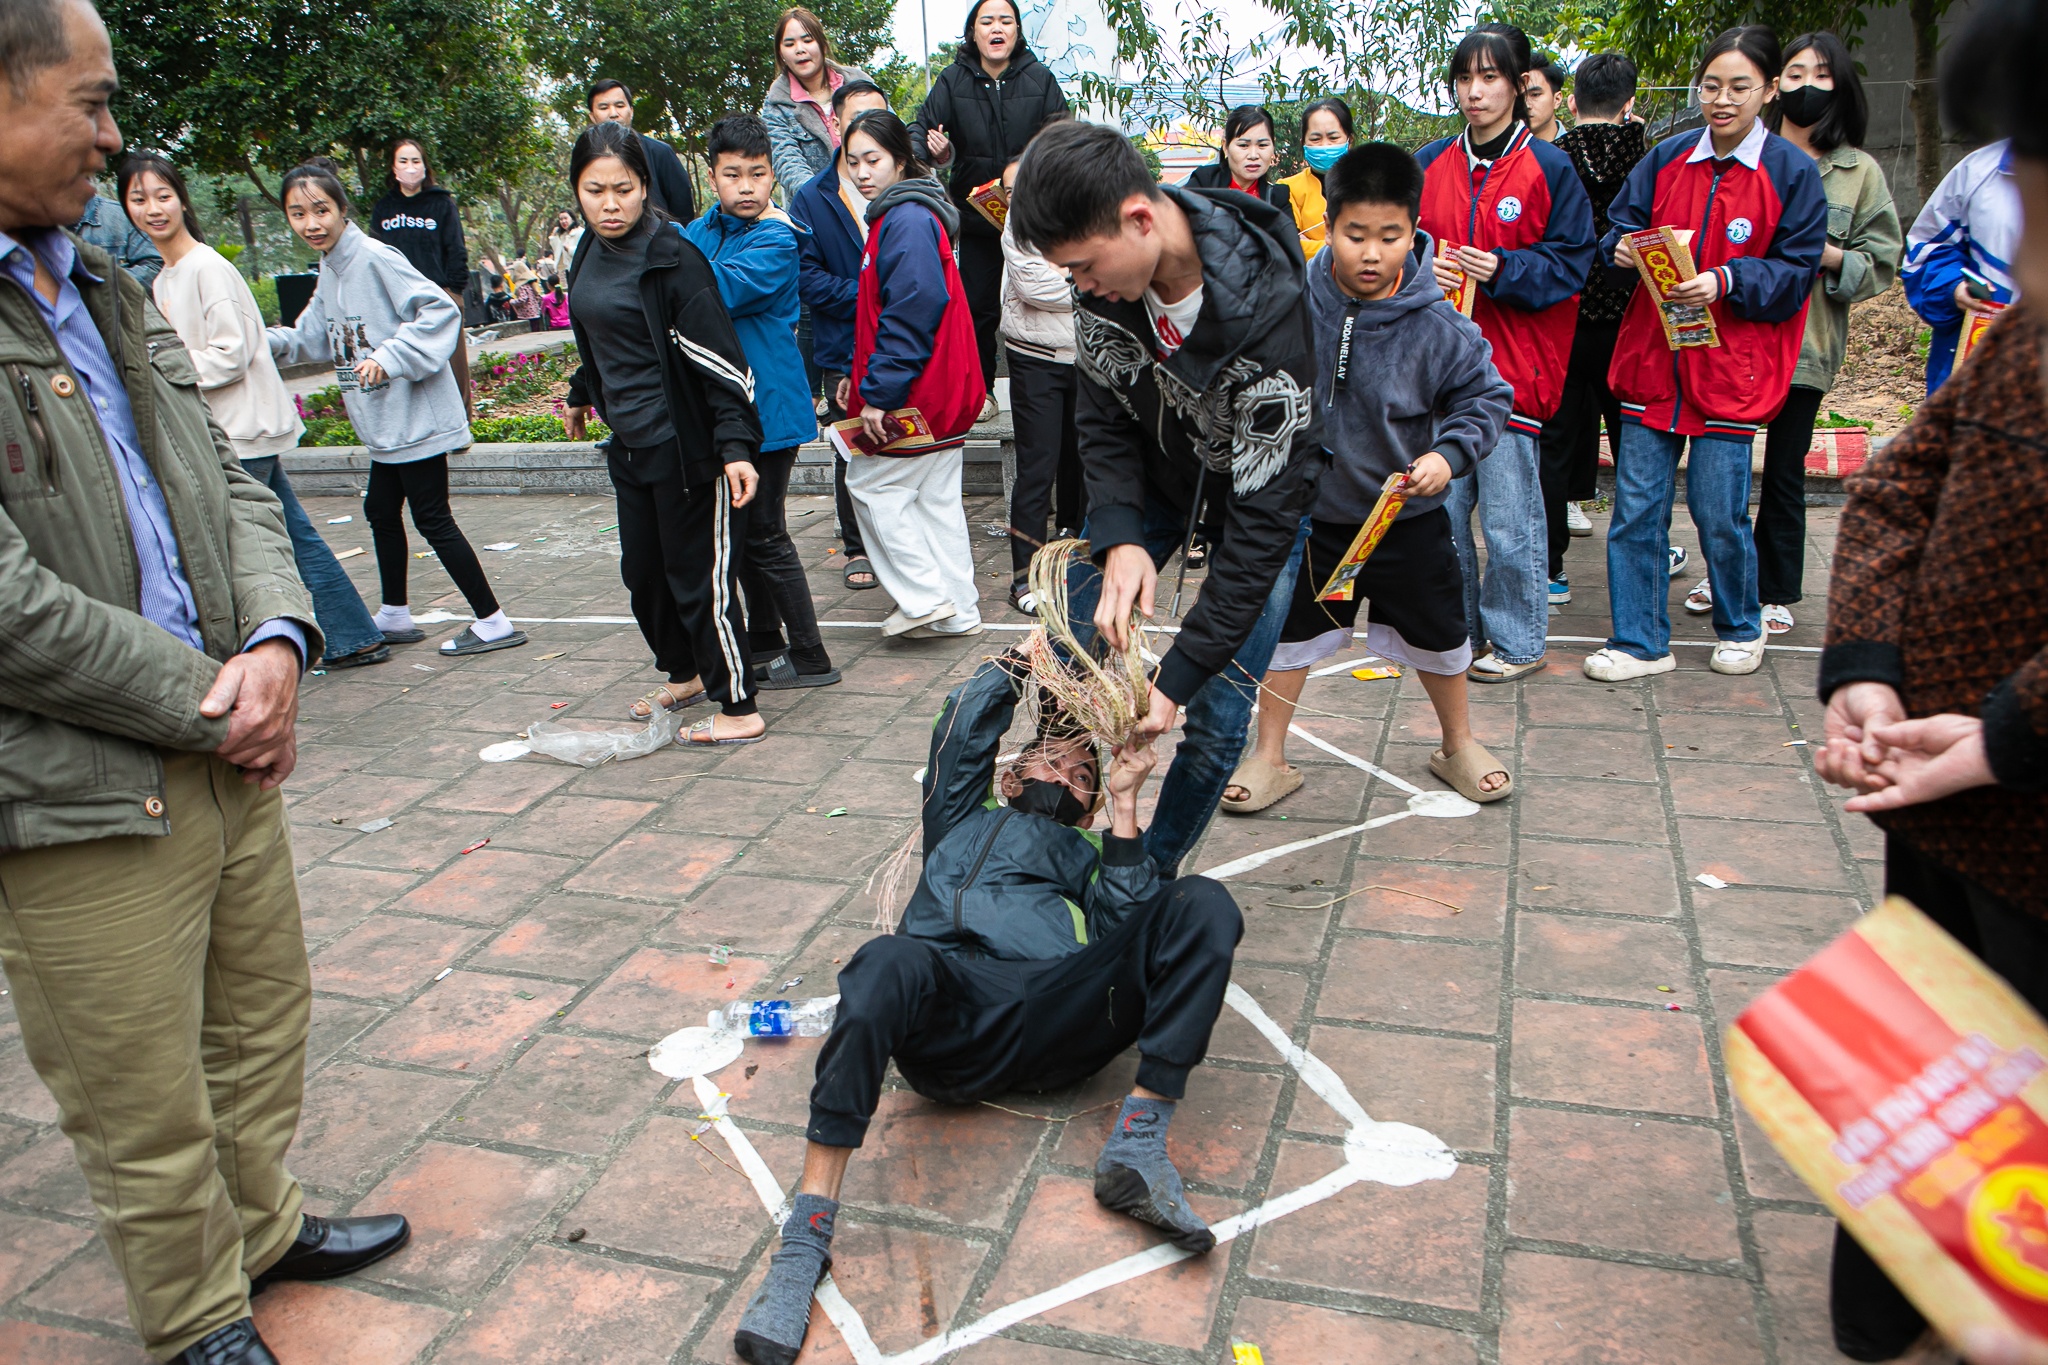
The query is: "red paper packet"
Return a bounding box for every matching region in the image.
[1317,473,1411,602]
[826,407,937,458]
[1628,226,1719,349]
[1955,299,2008,371]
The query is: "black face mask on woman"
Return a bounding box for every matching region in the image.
[1778,83,1838,129]
[1008,776,1091,827]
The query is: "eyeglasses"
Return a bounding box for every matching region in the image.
[1696,80,1766,105]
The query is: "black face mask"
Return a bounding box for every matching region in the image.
[1009,777,1089,826]
[1778,84,1836,129]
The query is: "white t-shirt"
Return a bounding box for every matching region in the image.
[1143,283,1202,357]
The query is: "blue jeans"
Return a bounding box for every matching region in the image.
[240,456,382,659]
[1604,424,1762,660]
[1065,506,1308,876]
[1444,429,1548,666]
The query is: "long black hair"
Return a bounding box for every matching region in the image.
[280,159,352,218]
[1447,27,1533,124]
[568,121,664,234]
[961,0,1025,59]
[388,136,438,192]
[117,151,204,243]
[1300,97,1356,142]
[1778,30,1867,150]
[842,108,929,179]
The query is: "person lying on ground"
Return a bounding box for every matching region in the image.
[733,652,1244,1365]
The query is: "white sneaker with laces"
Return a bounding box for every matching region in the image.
[1667,546,1689,578]
[1710,635,1767,675]
[1762,603,1795,634]
[1583,648,1676,681]
[1684,577,1714,614]
[1566,501,1593,536]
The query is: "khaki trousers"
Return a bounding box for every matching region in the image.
[0,752,310,1359]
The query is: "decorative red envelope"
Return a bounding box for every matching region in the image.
[1628,226,1720,350]
[1317,473,1411,602]
[1435,247,1478,316]
[1728,897,2048,1351]
[826,407,936,459]
[966,179,1010,231]
[1955,299,2008,371]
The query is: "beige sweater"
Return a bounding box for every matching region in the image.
[151,242,304,459]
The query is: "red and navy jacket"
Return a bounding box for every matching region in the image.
[1415,124,1595,435]
[1602,124,1828,438]
[850,180,985,451]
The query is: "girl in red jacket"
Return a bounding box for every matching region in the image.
[1584,25,1827,683]
[839,110,986,638]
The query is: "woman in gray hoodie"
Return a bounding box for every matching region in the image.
[269,162,524,657]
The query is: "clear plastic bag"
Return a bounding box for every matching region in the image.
[522,707,682,766]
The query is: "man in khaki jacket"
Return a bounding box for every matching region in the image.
[0,3,409,1361]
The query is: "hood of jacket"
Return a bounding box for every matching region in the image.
[763,60,870,110]
[1152,182,1305,391]
[1556,120,1648,194]
[868,176,960,238]
[1307,225,1449,323]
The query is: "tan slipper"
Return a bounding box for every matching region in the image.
[1429,744,1513,803]
[628,681,706,721]
[1220,759,1303,814]
[1467,653,1544,683]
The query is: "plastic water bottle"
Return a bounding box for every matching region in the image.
[709,997,838,1038]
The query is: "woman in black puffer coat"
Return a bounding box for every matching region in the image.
[910,0,1068,415]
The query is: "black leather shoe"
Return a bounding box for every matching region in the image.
[250,1211,411,1292]
[175,1318,278,1365]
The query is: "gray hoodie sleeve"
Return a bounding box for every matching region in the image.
[1428,315,1513,480]
[267,287,332,368]
[364,250,462,381]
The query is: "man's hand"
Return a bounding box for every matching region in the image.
[1669,270,1722,307]
[1131,684,1176,744]
[725,460,759,507]
[1954,279,2001,316]
[1845,714,1996,813]
[834,376,851,413]
[565,405,590,440]
[1106,741,1157,838]
[925,124,953,164]
[1406,452,1451,498]
[1815,681,1907,794]
[1094,543,1156,652]
[201,638,302,788]
[1431,254,1466,292]
[1452,245,1500,283]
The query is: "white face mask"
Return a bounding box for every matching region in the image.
[395,163,426,189]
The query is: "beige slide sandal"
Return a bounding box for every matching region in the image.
[1221,760,1303,815]
[1429,744,1513,803]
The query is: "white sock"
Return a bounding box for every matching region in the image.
[374,604,413,630]
[470,610,514,642]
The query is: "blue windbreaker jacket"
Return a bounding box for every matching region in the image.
[680,206,817,451]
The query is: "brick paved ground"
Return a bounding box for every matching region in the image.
[0,488,1877,1364]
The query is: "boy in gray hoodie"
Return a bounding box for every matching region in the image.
[1221,144,1515,814]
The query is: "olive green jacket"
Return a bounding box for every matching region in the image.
[0,232,317,851]
[1794,146,1904,393]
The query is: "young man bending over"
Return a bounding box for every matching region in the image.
[734,652,1245,1365]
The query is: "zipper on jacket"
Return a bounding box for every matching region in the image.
[1669,161,1733,429]
[6,363,57,492]
[954,808,1015,937]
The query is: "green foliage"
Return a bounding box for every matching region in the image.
[1819,409,1870,429]
[517,0,895,152]
[872,43,957,114]
[105,0,544,202]
[1560,0,1872,97]
[473,347,580,404]
[297,411,610,445]
[250,274,281,326]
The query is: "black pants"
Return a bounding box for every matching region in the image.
[1830,836,2048,1361]
[808,876,1244,1148]
[363,454,499,617]
[609,439,757,716]
[1758,384,1823,607]
[957,232,1003,397]
[1538,320,1622,579]
[740,448,829,670]
[821,372,865,561]
[1006,352,1084,573]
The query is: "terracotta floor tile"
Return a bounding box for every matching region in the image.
[1513,911,1695,1005]
[1665,761,1830,824]
[457,1034,668,1155]
[23,1238,127,1330]
[662,874,852,957]
[1658,713,1802,765]
[710,1034,825,1130]
[0,1209,93,1300]
[434,1244,717,1364]
[843,1090,1051,1226]
[0,1319,150,1364]
[1708,969,1814,1202]
[1508,1108,1740,1261]
[657,777,833,839]
[360,1137,581,1301]
[359,972,576,1072]
[324,809,498,873]
[306,997,386,1071]
[1497,1250,1766,1364]
[564,1116,801,1269]
[310,914,488,999]
[1517,840,1682,918]
[423,762,577,815]
[1510,999,1717,1117]
[978,1173,1235,1350]
[1520,682,1652,730]
[490,795,657,856]
[1194,817,1361,888]
[1340,861,1509,939]
[1050,1061,1282,1189]
[1288,1026,1498,1152]
[1521,727,1661,780]
[1228,1298,1480,1363]
[1515,778,1670,847]
[293,865,418,942]
[391,848,577,925]
[1679,816,1854,891]
[1,1023,62,1124]
[562,831,745,900]
[469,893,665,981]
[1317,936,1503,1034]
[251,1282,451,1364]
[287,1063,475,1191]
[1694,888,1862,969]
[1649,669,1782,715]
[1752,1210,1845,1365]
[568,947,773,1041]
[1252,1142,1489,1310]
[0,1131,94,1218]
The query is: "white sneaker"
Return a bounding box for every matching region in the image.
[1762,603,1795,635]
[1566,501,1593,536]
[1710,635,1767,675]
[1683,577,1714,614]
[1667,546,1689,578]
[883,602,956,637]
[1583,648,1676,681]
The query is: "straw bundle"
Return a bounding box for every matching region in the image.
[1016,538,1152,750]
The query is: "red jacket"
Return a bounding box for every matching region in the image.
[1603,125,1829,437]
[1416,125,1596,433]
[851,190,984,451]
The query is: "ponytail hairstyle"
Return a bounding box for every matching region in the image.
[841,108,929,179]
[280,158,353,219]
[116,151,204,243]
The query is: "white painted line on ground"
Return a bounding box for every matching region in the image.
[1286,723,1426,797]
[1197,808,1415,881]
[1543,633,1821,654]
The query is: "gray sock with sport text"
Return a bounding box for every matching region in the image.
[734,1193,837,1365]
[1093,1095,1214,1253]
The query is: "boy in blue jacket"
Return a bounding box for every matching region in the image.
[684,115,837,687]
[733,652,1245,1365]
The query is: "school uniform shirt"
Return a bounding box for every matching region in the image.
[1415,123,1596,434]
[1901,140,2021,392]
[1601,120,1829,438]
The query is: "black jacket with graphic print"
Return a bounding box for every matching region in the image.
[1073,184,1325,705]
[563,216,761,487]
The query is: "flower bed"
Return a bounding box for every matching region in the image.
[292,345,604,446]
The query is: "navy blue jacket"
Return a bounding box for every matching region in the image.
[790,162,865,375]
